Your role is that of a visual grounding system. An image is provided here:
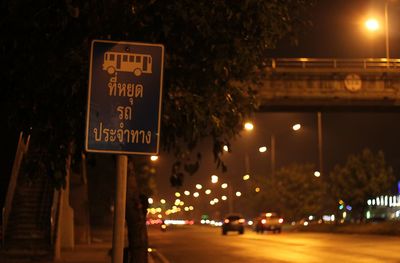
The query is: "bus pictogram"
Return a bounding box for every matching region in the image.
[102,51,153,76]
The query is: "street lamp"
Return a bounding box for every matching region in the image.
[223,145,229,152]
[255,122,302,177]
[317,112,324,177]
[244,122,254,131]
[292,123,301,131]
[258,146,267,153]
[211,175,218,184]
[384,1,389,64]
[365,18,380,31]
[364,1,390,65]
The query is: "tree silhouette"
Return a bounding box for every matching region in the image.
[329,149,396,221]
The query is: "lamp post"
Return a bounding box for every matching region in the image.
[317,112,323,176]
[270,134,276,178]
[252,123,301,177]
[364,1,391,66]
[385,1,389,64]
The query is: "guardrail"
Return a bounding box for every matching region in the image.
[266,58,400,69]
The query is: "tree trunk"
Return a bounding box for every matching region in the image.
[126,159,148,263]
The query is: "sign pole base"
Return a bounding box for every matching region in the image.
[112,155,128,263]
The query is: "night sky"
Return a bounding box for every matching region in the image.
[152,0,400,201]
[271,0,400,58]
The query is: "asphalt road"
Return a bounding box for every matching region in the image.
[148,225,400,263]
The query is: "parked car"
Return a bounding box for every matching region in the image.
[222,214,245,235]
[254,212,283,234]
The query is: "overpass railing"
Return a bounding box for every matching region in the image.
[267,58,400,69]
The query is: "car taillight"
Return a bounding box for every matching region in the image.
[224,219,230,223]
[279,218,284,224]
[239,219,245,223]
[261,219,267,224]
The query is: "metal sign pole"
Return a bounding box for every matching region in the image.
[112,155,128,263]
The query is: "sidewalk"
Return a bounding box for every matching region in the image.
[56,242,155,263]
[0,227,156,263]
[56,242,111,263]
[55,227,157,263]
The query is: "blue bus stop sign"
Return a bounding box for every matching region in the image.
[85,40,164,155]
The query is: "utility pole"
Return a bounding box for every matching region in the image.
[385,1,390,67]
[228,186,234,214]
[317,112,323,176]
[271,134,276,178]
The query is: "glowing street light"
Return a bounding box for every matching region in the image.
[150,155,159,161]
[314,171,321,178]
[211,175,218,184]
[175,192,181,197]
[255,187,261,193]
[221,183,228,189]
[292,123,301,131]
[205,189,211,195]
[221,195,227,201]
[223,145,229,152]
[196,184,203,190]
[363,2,390,65]
[243,174,250,181]
[271,123,302,177]
[235,191,242,197]
[184,190,190,196]
[193,192,200,198]
[160,199,166,204]
[259,146,267,153]
[148,198,154,204]
[244,122,254,131]
[365,18,380,31]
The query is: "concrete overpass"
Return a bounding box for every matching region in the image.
[257,58,400,111]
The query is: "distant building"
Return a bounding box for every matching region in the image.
[366,195,400,221]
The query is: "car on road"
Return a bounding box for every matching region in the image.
[222,214,245,235]
[254,212,283,234]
